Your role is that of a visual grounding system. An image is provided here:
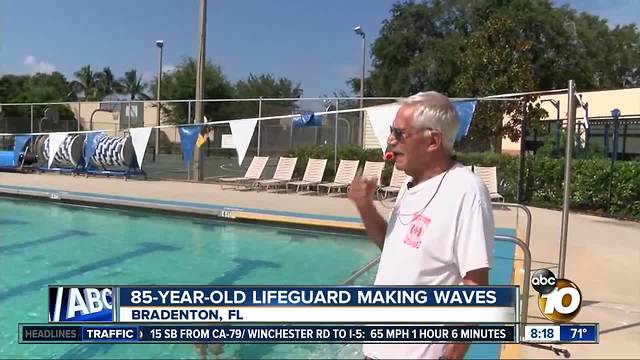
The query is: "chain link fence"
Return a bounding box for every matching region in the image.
[0,97,397,182]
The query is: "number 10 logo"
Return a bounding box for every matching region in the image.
[532,269,582,322]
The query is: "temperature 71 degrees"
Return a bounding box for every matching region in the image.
[570,328,587,339]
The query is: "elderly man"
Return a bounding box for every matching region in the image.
[348,91,495,359]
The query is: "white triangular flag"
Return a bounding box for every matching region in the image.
[129,127,153,168]
[229,118,258,166]
[365,103,401,152]
[47,132,68,168]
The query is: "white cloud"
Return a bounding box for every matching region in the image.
[163,64,176,74]
[23,55,56,74]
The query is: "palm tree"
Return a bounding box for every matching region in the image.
[119,70,149,100]
[71,65,98,101]
[96,67,122,99]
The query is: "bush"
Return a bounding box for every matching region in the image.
[288,145,640,219]
[286,146,640,219]
[458,152,640,219]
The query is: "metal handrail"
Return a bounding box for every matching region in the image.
[495,234,532,335]
[340,236,532,333]
[342,203,533,286]
[342,255,381,285]
[492,202,532,246]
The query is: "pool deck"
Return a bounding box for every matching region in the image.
[1,172,638,359]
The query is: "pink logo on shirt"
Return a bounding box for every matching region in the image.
[403,215,431,249]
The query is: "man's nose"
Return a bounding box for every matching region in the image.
[387,132,398,145]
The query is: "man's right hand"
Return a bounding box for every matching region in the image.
[347,175,378,207]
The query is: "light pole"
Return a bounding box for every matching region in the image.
[154,39,164,162]
[354,26,365,146]
[193,0,207,181]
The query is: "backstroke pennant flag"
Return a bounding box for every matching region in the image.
[365,103,401,153]
[292,111,324,128]
[13,135,32,165]
[178,124,203,168]
[47,132,68,168]
[84,132,105,167]
[453,100,478,141]
[229,118,257,166]
[129,127,153,169]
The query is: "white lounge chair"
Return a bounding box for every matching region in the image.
[254,157,298,192]
[361,161,385,187]
[379,166,407,199]
[287,158,327,192]
[474,166,504,201]
[317,159,359,195]
[219,156,269,189]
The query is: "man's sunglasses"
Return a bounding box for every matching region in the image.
[389,125,436,142]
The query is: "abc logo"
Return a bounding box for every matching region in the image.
[531,269,582,322]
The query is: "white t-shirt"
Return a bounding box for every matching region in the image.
[363,163,495,360]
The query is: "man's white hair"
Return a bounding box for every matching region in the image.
[400,91,459,154]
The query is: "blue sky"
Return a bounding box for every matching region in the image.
[1,0,638,97]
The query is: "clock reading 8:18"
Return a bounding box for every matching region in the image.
[530,328,555,339]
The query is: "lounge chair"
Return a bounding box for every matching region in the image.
[219,156,269,189]
[361,161,385,187]
[474,166,504,201]
[317,159,359,195]
[253,157,298,192]
[379,166,407,199]
[286,158,327,192]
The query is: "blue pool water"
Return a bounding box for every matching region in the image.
[0,196,516,359]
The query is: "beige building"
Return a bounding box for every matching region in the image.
[64,101,180,143]
[502,87,640,156]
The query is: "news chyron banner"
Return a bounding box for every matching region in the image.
[117,286,518,323]
[22,285,519,344]
[21,284,599,344]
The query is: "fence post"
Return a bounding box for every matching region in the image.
[558,80,577,279]
[78,102,82,131]
[127,101,132,130]
[334,100,339,173]
[258,97,262,156]
[517,101,526,204]
[30,104,34,133]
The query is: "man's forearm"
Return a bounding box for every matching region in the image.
[355,201,387,249]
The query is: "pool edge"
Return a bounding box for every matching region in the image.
[0,184,366,233]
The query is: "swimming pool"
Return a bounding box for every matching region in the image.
[0,196,515,359]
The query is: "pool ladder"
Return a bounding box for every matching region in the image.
[341,203,571,358]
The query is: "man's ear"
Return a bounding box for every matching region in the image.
[426,131,442,152]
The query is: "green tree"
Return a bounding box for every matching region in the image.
[0,72,75,117]
[95,67,122,99]
[232,73,302,118]
[347,0,640,150]
[151,58,234,124]
[350,0,470,97]
[453,15,546,151]
[119,69,149,100]
[71,65,99,101]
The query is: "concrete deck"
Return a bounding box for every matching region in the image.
[1,172,638,359]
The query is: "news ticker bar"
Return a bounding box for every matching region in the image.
[21,324,516,344]
[20,323,599,344]
[524,324,599,343]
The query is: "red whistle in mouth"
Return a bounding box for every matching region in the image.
[383,146,395,161]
